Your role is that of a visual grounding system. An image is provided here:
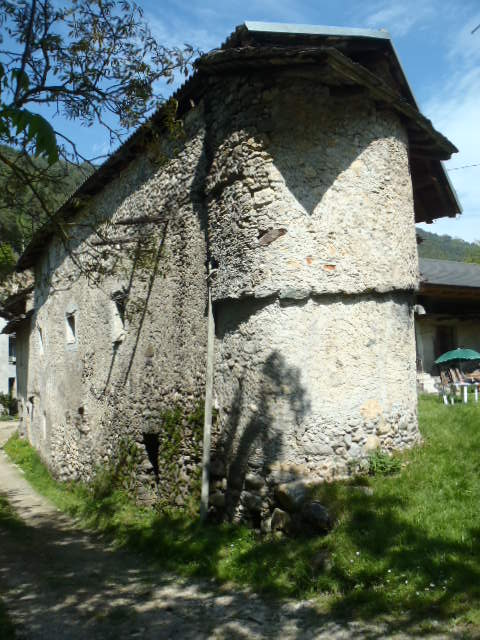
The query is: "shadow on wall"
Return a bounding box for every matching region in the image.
[25,130,210,489]
[217,348,311,518]
[267,87,379,217]
[206,78,386,220]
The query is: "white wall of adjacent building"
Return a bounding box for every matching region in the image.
[416,316,480,375]
[0,318,16,396]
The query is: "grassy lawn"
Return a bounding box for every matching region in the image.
[3,395,480,631]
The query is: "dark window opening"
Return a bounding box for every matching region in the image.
[142,433,160,482]
[38,326,44,354]
[29,396,35,422]
[8,378,15,397]
[66,312,76,343]
[434,325,456,360]
[250,510,262,529]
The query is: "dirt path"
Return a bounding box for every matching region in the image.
[0,424,463,639]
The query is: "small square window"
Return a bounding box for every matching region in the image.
[66,312,76,344]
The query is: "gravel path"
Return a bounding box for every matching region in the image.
[0,424,466,639]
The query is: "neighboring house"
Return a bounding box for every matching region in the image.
[2,23,460,526]
[416,258,480,381]
[0,318,16,397]
[0,282,33,403]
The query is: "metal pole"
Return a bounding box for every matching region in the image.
[200,283,215,521]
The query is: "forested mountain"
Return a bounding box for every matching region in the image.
[0,145,92,280]
[416,228,478,262]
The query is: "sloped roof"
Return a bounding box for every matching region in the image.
[420,258,480,289]
[224,22,418,103]
[16,22,460,270]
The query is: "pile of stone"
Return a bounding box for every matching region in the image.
[209,462,332,536]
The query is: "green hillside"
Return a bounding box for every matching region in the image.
[0,145,92,280]
[416,228,477,262]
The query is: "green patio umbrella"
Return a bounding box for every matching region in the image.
[435,348,480,366]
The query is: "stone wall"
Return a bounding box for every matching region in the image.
[203,71,420,526]
[23,106,209,505]
[15,320,30,428]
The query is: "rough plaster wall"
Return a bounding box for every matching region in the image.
[25,106,209,503]
[206,74,419,303]
[204,71,420,516]
[214,294,418,479]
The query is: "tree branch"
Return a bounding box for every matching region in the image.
[13,0,37,106]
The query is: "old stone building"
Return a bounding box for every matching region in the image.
[5,23,460,526]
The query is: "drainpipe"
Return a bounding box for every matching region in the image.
[200,270,216,521]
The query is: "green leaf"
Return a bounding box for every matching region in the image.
[1,107,59,164]
[26,113,59,164]
[11,68,29,91]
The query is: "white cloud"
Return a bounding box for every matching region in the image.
[447,10,480,67]
[146,13,223,54]
[421,12,480,241]
[362,0,435,37]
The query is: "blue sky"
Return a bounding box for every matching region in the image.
[47,1,480,241]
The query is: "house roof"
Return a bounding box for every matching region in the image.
[16,21,461,271]
[0,282,34,334]
[224,22,417,103]
[1,309,33,334]
[419,258,480,290]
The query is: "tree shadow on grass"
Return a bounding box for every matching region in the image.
[0,505,382,640]
[63,480,480,634]
[301,483,480,633]
[1,474,479,638]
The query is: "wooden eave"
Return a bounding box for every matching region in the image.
[419,283,480,300]
[197,46,456,159]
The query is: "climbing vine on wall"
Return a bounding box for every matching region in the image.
[92,437,143,499]
[155,404,205,510]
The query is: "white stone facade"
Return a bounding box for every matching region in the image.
[205,73,419,520]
